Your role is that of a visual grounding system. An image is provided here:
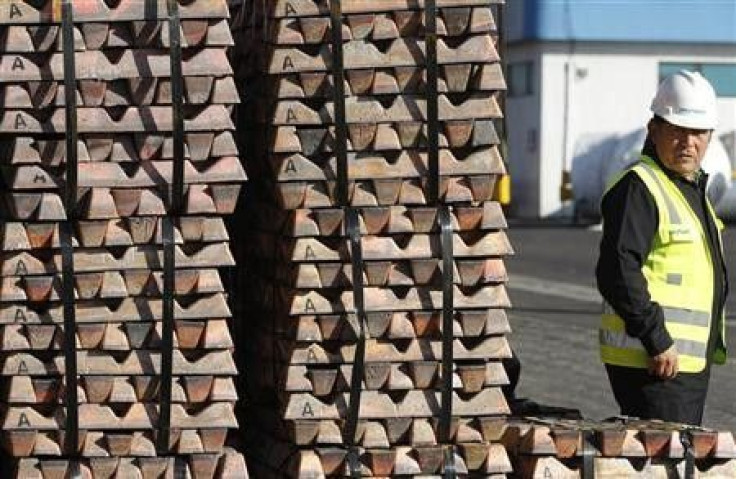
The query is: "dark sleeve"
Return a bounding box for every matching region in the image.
[596,171,674,356]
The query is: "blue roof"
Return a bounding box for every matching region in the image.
[518,0,736,43]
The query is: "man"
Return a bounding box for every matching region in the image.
[596,70,727,425]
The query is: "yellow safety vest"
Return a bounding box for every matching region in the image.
[600,155,727,373]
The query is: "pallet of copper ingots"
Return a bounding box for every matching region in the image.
[501,416,736,478]
[0,0,249,476]
[241,95,505,209]
[230,0,506,208]
[236,215,514,477]
[229,0,508,477]
[12,448,247,479]
[0,0,242,215]
[0,268,243,452]
[0,0,230,24]
[234,169,511,475]
[233,0,503,90]
[248,131,506,209]
[245,431,512,477]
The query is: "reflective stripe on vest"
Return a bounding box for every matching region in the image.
[600,329,707,358]
[603,302,709,328]
[599,156,725,372]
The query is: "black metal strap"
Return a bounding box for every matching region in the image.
[581,429,596,479]
[680,429,696,479]
[328,1,365,474]
[329,0,349,207]
[168,0,185,214]
[158,215,176,453]
[157,0,185,454]
[59,222,79,460]
[344,208,367,477]
[61,2,78,215]
[426,0,450,437]
[426,3,455,476]
[60,3,80,469]
[425,0,440,204]
[438,205,455,478]
[443,445,457,479]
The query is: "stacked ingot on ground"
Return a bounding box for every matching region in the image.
[230,0,512,476]
[0,1,247,477]
[502,417,736,478]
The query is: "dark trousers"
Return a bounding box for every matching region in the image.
[605,364,711,426]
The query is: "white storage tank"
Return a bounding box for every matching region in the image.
[572,129,733,221]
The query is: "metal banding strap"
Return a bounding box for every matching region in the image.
[158,215,176,453]
[439,206,456,478]
[425,0,440,204]
[330,0,349,207]
[62,2,78,216]
[581,429,596,479]
[60,2,80,470]
[680,429,695,479]
[426,0,455,475]
[330,2,365,473]
[157,0,185,454]
[599,330,707,358]
[174,458,188,478]
[345,208,368,477]
[636,161,682,225]
[169,0,185,216]
[60,223,79,458]
[443,445,456,478]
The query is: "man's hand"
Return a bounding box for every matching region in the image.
[647,345,679,379]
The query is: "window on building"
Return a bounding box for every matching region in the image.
[659,62,736,97]
[508,61,534,97]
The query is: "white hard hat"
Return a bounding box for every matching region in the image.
[650,70,717,129]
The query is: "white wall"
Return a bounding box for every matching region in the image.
[505,45,543,219]
[509,41,736,218]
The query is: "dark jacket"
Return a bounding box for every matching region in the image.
[596,141,727,361]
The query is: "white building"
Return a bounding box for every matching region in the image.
[504,0,736,219]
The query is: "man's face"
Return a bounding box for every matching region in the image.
[649,119,712,180]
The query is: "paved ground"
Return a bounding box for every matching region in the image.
[505,223,736,431]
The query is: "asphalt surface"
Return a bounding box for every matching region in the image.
[505,223,736,431]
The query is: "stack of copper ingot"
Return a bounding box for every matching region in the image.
[230,0,512,476]
[0,1,247,477]
[502,417,736,478]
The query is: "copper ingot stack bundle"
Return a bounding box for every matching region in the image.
[0,1,247,477]
[502,417,736,478]
[230,0,513,476]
